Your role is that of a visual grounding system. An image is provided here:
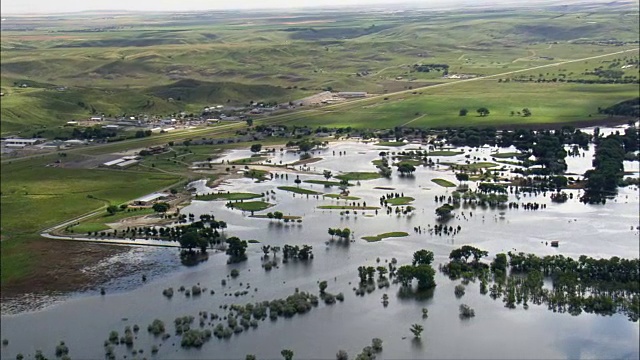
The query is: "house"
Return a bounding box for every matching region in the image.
[550,241,559,247]
[102,125,119,130]
[66,121,78,126]
[90,117,103,121]
[132,192,168,206]
[337,91,367,98]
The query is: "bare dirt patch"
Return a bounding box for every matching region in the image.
[0,239,128,301]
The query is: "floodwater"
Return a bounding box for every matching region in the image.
[1,126,639,360]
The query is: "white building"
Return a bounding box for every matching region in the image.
[3,138,43,147]
[337,91,367,98]
[133,193,168,206]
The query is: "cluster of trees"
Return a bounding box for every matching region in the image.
[397,163,416,175]
[282,244,313,261]
[440,246,639,321]
[285,139,323,152]
[581,134,626,204]
[225,237,248,263]
[395,250,437,290]
[69,126,118,140]
[458,107,490,117]
[412,63,449,73]
[441,245,489,279]
[328,227,351,241]
[598,98,640,117]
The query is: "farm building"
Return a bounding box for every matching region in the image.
[2,138,43,147]
[337,91,367,98]
[103,158,125,167]
[133,193,168,206]
[116,159,139,168]
[64,139,86,147]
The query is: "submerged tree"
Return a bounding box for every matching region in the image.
[410,324,424,338]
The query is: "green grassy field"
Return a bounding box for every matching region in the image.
[68,208,156,233]
[335,172,382,181]
[277,186,322,195]
[385,197,415,205]
[1,6,637,135]
[323,194,361,200]
[195,192,263,201]
[288,82,640,129]
[427,151,464,156]
[491,152,523,159]
[318,205,380,210]
[431,179,457,187]
[0,156,181,284]
[361,231,409,242]
[304,179,353,187]
[228,201,273,212]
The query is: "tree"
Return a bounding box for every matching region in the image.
[250,143,262,153]
[410,324,424,338]
[413,264,436,289]
[459,108,468,116]
[455,173,469,184]
[323,170,333,181]
[435,204,454,219]
[412,250,434,266]
[319,281,328,294]
[246,118,254,127]
[262,245,271,257]
[273,211,284,221]
[106,205,119,215]
[397,163,416,176]
[179,230,200,252]
[271,246,281,259]
[477,107,490,117]
[225,237,248,263]
[281,349,294,360]
[294,175,301,187]
[152,202,170,214]
[522,108,532,117]
[459,304,475,318]
[396,265,415,287]
[336,350,349,360]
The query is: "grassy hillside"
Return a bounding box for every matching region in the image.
[1,5,637,134]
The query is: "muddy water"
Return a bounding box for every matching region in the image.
[2,129,639,360]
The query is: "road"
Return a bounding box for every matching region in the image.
[3,47,637,165]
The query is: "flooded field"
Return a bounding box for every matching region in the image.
[2,127,639,360]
